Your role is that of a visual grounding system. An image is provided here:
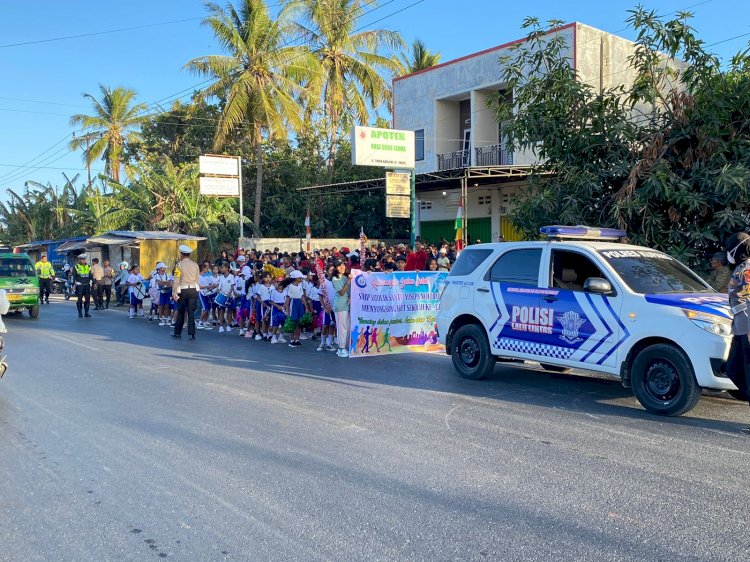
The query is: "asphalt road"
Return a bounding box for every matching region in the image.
[1,297,750,561]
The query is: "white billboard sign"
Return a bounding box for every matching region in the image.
[351,126,415,169]
[200,176,240,197]
[199,155,240,176]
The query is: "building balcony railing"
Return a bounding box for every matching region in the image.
[437,149,470,171]
[475,144,513,166]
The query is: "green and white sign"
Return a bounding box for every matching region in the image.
[351,126,415,169]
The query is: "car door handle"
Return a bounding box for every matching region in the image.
[542,295,558,302]
[477,287,490,293]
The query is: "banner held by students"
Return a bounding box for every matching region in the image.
[349,270,448,358]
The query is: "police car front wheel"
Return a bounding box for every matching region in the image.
[451,324,495,380]
[631,344,701,416]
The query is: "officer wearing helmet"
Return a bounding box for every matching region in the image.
[73,253,93,318]
[172,244,199,339]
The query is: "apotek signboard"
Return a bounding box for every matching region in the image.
[351,126,415,169]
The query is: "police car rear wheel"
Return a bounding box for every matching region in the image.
[631,344,700,416]
[451,324,494,380]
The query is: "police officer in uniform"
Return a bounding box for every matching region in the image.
[73,253,93,318]
[35,253,55,304]
[172,244,199,339]
[725,232,750,434]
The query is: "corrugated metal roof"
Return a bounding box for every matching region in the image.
[104,230,206,241]
[56,240,91,252]
[15,236,87,249]
[87,234,132,245]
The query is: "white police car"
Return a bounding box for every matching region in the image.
[437,226,735,416]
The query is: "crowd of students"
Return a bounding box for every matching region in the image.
[126,240,458,357]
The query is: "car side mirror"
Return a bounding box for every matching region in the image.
[584,277,613,295]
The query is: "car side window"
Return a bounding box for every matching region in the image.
[486,249,542,285]
[449,249,493,277]
[550,250,608,292]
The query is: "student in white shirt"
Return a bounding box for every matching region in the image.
[216,263,235,333]
[126,265,146,319]
[255,272,273,341]
[269,278,288,344]
[197,263,216,330]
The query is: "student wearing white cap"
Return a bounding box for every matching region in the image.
[172,244,199,339]
[152,262,173,326]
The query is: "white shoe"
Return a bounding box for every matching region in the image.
[277,335,287,343]
[254,334,262,341]
[339,349,349,358]
[239,329,246,336]
[129,314,134,319]
[226,326,232,333]
[327,345,337,352]
[317,343,325,351]
[219,326,225,333]
[270,336,279,344]
[203,325,213,331]
[299,333,310,340]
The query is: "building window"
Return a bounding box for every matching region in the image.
[419,200,432,211]
[415,129,425,161]
[477,195,491,206]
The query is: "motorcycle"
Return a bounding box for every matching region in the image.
[52,276,67,296]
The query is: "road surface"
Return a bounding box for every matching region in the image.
[1,298,750,561]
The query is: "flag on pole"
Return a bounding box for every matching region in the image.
[359,227,367,258]
[305,208,311,252]
[455,202,463,251]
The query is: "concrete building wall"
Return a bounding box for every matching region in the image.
[394,24,576,174]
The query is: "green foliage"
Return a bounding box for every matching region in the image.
[398,39,441,74]
[70,85,149,183]
[495,10,750,268]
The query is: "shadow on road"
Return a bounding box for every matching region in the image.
[9,302,749,435]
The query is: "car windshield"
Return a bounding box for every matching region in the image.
[0,258,36,278]
[598,249,712,294]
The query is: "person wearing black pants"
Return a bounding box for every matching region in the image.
[34,254,55,304]
[174,288,198,339]
[725,231,750,434]
[73,253,93,318]
[172,244,200,339]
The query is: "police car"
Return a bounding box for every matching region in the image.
[437,226,735,416]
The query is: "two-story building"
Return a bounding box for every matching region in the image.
[393,22,642,243]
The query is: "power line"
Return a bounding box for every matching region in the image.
[0,16,205,49]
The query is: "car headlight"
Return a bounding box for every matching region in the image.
[682,308,732,337]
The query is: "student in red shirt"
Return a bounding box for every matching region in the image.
[405,242,428,271]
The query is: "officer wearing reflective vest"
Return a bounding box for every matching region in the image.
[73,253,93,318]
[35,253,55,304]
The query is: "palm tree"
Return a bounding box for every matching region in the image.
[70,85,149,183]
[289,0,404,166]
[399,39,441,74]
[186,0,320,232]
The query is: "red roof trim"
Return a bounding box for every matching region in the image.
[393,22,577,84]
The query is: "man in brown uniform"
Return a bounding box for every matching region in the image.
[91,258,105,310]
[172,244,199,340]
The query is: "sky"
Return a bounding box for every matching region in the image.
[0,0,748,195]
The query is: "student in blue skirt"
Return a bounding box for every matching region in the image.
[284,270,308,348]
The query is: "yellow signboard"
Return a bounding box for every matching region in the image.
[385,172,411,196]
[386,195,410,219]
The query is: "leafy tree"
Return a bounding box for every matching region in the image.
[133,98,221,165]
[70,85,149,183]
[398,39,441,74]
[495,10,750,268]
[186,0,321,232]
[289,0,404,166]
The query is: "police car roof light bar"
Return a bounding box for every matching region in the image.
[540,225,627,241]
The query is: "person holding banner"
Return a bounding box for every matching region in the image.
[331,258,352,358]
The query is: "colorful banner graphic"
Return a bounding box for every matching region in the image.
[349,270,448,358]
